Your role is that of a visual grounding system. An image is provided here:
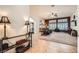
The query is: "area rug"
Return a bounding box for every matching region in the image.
[40,32,77,46]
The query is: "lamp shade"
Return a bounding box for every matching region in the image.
[0,16,10,23]
[25,21,30,25]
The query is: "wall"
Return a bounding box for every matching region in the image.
[76,6,79,34]
[0,5,30,45]
[71,6,79,35]
[71,5,79,52]
[76,6,79,53]
[30,16,41,33]
[70,6,77,28]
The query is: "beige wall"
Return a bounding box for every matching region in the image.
[76,6,79,52]
[70,6,79,52]
[0,5,30,45]
[71,5,79,52]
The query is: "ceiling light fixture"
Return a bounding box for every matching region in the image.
[51,5,55,7]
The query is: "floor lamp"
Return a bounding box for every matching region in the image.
[25,20,30,40]
[25,20,33,47]
[0,16,10,52]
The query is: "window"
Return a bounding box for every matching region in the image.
[49,18,69,31]
[49,20,56,30]
[58,19,68,30]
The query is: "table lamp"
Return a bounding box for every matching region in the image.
[0,16,11,40]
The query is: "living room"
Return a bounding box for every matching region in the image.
[0,5,78,53]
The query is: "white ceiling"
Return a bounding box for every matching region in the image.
[30,5,77,19]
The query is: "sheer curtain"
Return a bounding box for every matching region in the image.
[49,19,68,30]
[58,19,68,30]
[49,20,56,30]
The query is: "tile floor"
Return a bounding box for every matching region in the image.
[25,32,77,53]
